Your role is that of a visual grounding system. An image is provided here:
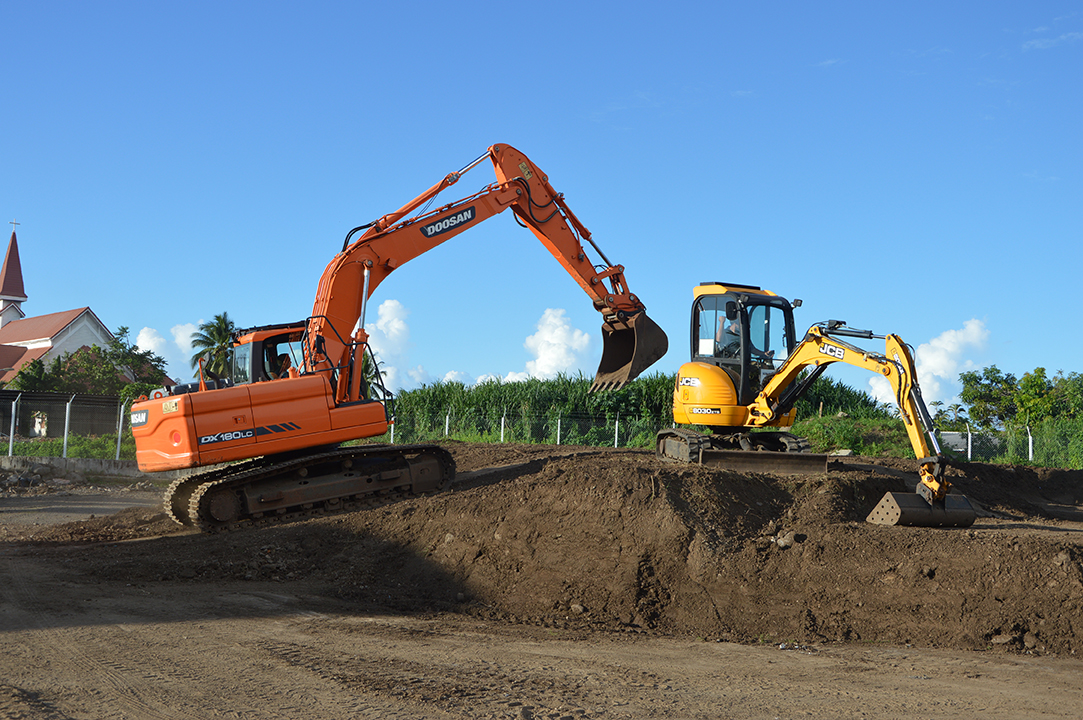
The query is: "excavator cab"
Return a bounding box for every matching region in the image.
[690,283,797,405]
[229,322,307,385]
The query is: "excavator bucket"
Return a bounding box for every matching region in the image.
[866,492,976,528]
[590,312,669,392]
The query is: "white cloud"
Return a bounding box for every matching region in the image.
[136,327,167,355]
[351,302,592,391]
[360,300,413,390]
[1022,32,1083,50]
[406,365,433,386]
[367,299,410,358]
[171,322,198,356]
[868,319,988,406]
[471,309,591,384]
[443,370,473,384]
[134,323,201,382]
[523,308,591,379]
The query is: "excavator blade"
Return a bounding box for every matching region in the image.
[699,448,829,475]
[591,311,669,392]
[866,492,976,528]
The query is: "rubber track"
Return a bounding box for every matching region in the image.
[164,444,454,533]
[656,427,812,460]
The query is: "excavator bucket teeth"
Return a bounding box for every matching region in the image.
[590,312,669,392]
[866,492,976,528]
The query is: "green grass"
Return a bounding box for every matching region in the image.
[791,415,915,457]
[8,435,136,461]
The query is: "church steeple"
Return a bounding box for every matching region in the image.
[1,223,28,327]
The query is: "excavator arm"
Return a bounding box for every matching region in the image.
[307,143,667,400]
[746,324,946,498]
[745,322,974,526]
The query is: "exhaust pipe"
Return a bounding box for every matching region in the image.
[590,311,669,392]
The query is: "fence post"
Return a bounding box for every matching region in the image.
[500,411,506,443]
[390,415,395,444]
[966,422,972,461]
[557,416,561,445]
[1027,425,1033,462]
[8,393,21,457]
[63,394,77,458]
[614,412,619,448]
[115,399,130,460]
[445,408,450,437]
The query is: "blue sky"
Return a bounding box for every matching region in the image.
[2,2,1080,406]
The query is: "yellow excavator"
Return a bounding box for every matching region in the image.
[656,282,976,528]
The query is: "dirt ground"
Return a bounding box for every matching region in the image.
[2,442,1082,719]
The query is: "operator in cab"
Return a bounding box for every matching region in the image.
[276,354,293,379]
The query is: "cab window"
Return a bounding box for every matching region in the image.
[746,304,790,368]
[694,294,740,360]
[261,336,303,381]
[231,343,252,385]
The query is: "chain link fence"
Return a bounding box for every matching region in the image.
[386,407,666,449]
[4,388,1081,470]
[0,390,131,460]
[940,425,1083,469]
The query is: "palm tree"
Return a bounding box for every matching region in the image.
[948,403,966,423]
[361,345,387,398]
[929,399,947,425]
[189,312,236,377]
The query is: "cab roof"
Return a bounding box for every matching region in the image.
[693,282,779,299]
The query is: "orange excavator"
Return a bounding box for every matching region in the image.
[131,144,668,531]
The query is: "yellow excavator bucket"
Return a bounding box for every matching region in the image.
[591,311,669,392]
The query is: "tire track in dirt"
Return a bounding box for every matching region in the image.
[0,550,206,720]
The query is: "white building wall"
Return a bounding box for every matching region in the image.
[40,314,113,363]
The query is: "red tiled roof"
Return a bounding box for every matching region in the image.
[0,307,100,344]
[0,345,49,383]
[0,231,27,300]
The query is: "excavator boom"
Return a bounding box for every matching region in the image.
[309,143,667,399]
[750,324,975,527]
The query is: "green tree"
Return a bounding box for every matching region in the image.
[7,357,59,392]
[929,400,946,425]
[948,403,966,423]
[106,326,169,403]
[959,365,1018,428]
[7,326,167,401]
[1053,371,1083,418]
[189,312,236,377]
[1016,367,1057,423]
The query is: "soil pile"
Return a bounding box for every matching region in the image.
[6,442,1082,656]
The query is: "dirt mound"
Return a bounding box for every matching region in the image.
[11,443,1083,656]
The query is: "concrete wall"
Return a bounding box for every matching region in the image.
[0,456,186,480]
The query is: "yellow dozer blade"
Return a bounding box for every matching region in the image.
[591,311,669,392]
[866,492,976,528]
